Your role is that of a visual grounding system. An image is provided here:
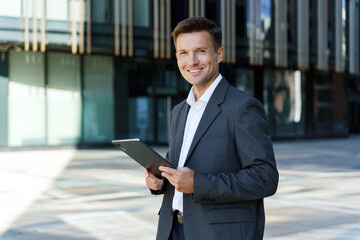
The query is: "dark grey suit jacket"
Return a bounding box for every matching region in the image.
[154,78,278,240]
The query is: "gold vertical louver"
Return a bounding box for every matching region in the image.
[153,0,171,59]
[86,0,92,54]
[154,0,159,58]
[24,0,30,51]
[297,0,309,70]
[160,0,165,59]
[166,0,171,59]
[114,0,133,57]
[275,0,287,67]
[189,0,205,17]
[121,0,127,56]
[71,0,77,54]
[221,0,236,64]
[248,0,263,65]
[317,0,328,71]
[335,0,344,72]
[128,0,133,57]
[79,0,85,54]
[40,0,46,52]
[115,0,120,56]
[32,0,38,52]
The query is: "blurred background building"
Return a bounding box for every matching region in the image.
[0,0,359,148]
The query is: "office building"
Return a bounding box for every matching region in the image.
[0,0,359,148]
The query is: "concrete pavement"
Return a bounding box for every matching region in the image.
[0,135,359,239]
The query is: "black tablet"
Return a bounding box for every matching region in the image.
[111,138,175,179]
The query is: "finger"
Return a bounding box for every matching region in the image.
[144,169,150,178]
[159,166,178,175]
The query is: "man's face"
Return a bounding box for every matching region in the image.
[175,31,223,92]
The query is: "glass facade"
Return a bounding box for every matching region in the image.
[0,0,358,148]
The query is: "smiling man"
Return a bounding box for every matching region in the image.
[145,17,278,240]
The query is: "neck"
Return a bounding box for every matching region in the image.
[193,81,213,101]
[193,74,219,101]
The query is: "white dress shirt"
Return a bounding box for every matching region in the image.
[172,74,222,212]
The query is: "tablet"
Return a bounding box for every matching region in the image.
[111,138,175,179]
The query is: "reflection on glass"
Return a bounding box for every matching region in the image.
[246,0,272,41]
[157,97,170,144]
[8,51,46,146]
[0,0,21,17]
[83,55,114,143]
[128,97,154,142]
[235,68,254,96]
[314,73,347,136]
[0,53,7,146]
[342,0,346,58]
[264,69,305,137]
[92,0,110,23]
[134,0,150,27]
[47,52,82,145]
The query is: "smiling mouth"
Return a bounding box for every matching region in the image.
[188,69,202,73]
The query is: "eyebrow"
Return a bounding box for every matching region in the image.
[176,46,210,52]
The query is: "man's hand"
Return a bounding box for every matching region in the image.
[144,169,164,191]
[159,166,194,194]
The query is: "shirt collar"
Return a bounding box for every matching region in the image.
[186,73,222,107]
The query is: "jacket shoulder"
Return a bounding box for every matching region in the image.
[171,100,187,114]
[226,84,263,109]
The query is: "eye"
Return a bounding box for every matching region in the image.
[177,51,186,56]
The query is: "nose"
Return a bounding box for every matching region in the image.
[188,52,199,65]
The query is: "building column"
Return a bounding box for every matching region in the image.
[275,0,287,67]
[297,0,309,69]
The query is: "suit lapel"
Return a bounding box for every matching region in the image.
[185,79,229,163]
[173,102,190,166]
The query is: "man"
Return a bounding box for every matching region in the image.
[145,17,278,240]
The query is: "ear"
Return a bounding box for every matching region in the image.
[216,47,224,63]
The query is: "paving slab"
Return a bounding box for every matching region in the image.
[0,135,359,239]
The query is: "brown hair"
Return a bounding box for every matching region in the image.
[172,17,222,50]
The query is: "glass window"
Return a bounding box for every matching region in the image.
[235,68,254,97]
[314,72,347,136]
[236,0,247,39]
[127,61,154,142]
[92,0,111,23]
[0,52,8,146]
[46,0,68,21]
[83,55,114,143]
[157,97,169,144]
[134,0,150,27]
[128,96,154,141]
[264,69,305,137]
[8,51,46,146]
[0,0,21,17]
[47,52,81,145]
[22,0,45,19]
[342,0,346,60]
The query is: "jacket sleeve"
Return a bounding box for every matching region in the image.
[150,179,169,195]
[193,98,279,203]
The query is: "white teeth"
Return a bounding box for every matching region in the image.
[189,69,200,73]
